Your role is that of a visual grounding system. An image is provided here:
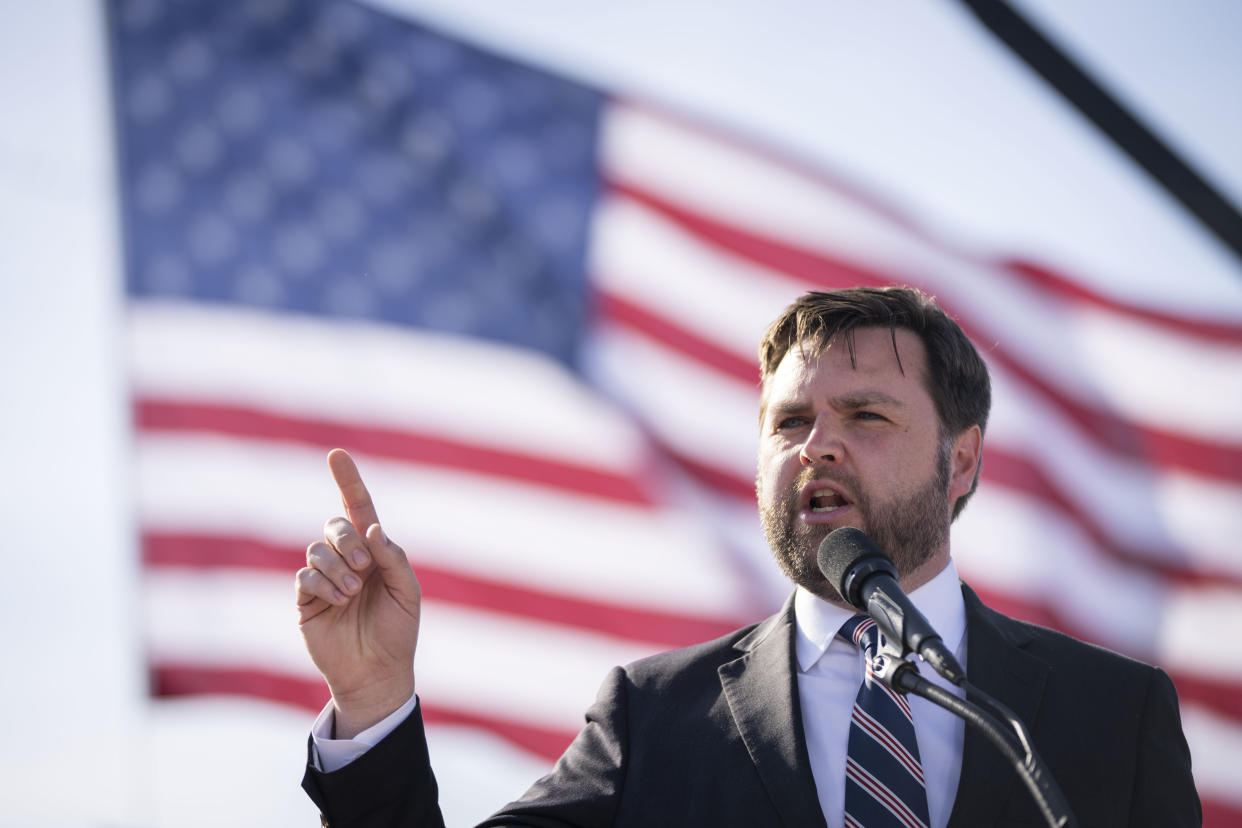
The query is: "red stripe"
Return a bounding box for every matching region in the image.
[1203,797,1242,828]
[969,585,1242,724]
[143,531,743,649]
[1005,259,1242,347]
[135,398,656,506]
[594,289,759,385]
[853,707,924,782]
[873,673,913,720]
[846,757,928,828]
[983,448,1242,590]
[603,178,1242,487]
[150,664,574,761]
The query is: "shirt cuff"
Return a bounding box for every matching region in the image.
[310,693,419,773]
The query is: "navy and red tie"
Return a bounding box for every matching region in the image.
[839,614,931,828]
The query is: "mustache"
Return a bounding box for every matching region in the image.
[794,465,859,495]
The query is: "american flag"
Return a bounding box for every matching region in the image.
[106,1,1242,824]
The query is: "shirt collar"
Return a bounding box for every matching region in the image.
[793,557,965,673]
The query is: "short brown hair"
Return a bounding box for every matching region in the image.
[758,286,991,518]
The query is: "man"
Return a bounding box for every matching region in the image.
[297,287,1200,827]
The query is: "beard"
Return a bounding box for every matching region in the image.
[759,439,952,603]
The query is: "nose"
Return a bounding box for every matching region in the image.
[799,415,842,466]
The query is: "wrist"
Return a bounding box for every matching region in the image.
[330,674,415,739]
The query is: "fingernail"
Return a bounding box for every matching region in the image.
[344,574,361,592]
[351,548,368,567]
[332,588,348,604]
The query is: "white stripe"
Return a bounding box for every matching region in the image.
[1158,587,1242,682]
[954,488,1168,658]
[589,193,805,355]
[134,433,751,616]
[129,300,647,470]
[986,366,1242,575]
[144,569,660,731]
[583,323,761,481]
[1069,306,1242,445]
[962,485,1242,683]
[1182,704,1242,807]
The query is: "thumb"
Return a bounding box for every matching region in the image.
[365,523,419,595]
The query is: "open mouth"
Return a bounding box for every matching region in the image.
[808,488,850,513]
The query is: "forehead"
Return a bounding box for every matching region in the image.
[766,326,930,401]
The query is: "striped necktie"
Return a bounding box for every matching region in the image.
[839,614,931,828]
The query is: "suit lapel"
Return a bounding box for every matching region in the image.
[719,599,828,828]
[946,584,1051,828]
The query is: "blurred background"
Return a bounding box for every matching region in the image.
[2,0,1241,825]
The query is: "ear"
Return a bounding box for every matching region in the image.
[948,424,983,506]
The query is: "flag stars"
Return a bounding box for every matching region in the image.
[449,177,499,225]
[450,77,503,131]
[127,75,171,124]
[223,171,274,225]
[168,36,213,85]
[188,212,239,267]
[401,113,454,168]
[176,124,223,174]
[368,239,423,296]
[264,137,314,187]
[118,0,161,30]
[233,264,287,307]
[142,252,192,295]
[113,2,599,365]
[314,190,367,244]
[322,276,378,318]
[273,222,325,276]
[358,151,419,206]
[135,163,184,215]
[215,87,264,137]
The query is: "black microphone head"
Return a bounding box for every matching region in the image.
[817,527,897,608]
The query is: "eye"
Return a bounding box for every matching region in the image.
[775,415,811,430]
[853,410,886,422]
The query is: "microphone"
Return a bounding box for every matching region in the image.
[817,527,966,685]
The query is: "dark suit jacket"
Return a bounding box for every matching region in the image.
[304,583,1200,827]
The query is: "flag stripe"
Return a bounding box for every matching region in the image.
[603,179,1242,484]
[144,531,742,648]
[151,664,576,761]
[592,283,1242,584]
[1004,260,1242,347]
[137,398,656,506]
[594,289,760,385]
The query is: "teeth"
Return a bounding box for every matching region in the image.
[809,489,846,512]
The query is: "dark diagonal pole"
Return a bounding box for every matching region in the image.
[957,0,1242,266]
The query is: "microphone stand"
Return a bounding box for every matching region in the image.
[869,647,1078,828]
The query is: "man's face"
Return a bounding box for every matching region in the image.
[756,327,968,604]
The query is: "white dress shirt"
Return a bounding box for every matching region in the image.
[795,559,967,828]
[313,561,969,827]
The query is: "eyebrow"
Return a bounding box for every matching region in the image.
[832,391,905,409]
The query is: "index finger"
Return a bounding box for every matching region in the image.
[327,448,380,532]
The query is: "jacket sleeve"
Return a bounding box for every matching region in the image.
[1127,667,1201,827]
[302,668,631,828]
[302,701,447,828]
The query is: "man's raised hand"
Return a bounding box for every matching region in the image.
[296,448,421,738]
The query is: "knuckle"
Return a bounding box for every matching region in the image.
[324,515,355,538]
